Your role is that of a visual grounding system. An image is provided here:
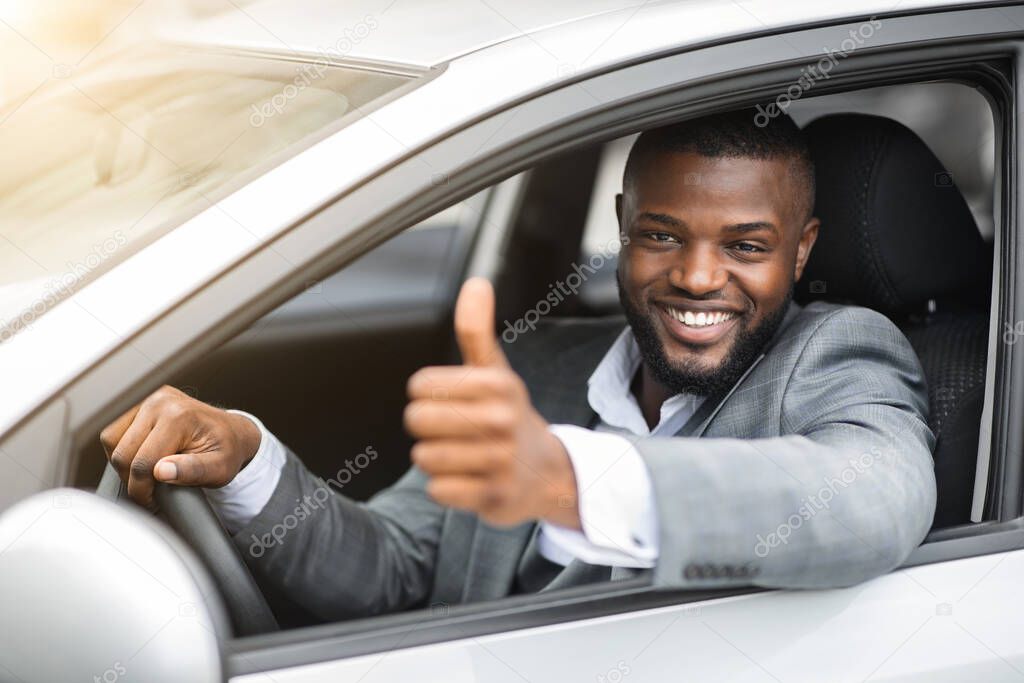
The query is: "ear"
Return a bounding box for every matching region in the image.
[793,217,820,282]
[615,193,624,231]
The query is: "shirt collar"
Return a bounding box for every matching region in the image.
[586,327,703,436]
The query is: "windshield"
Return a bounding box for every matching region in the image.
[0,45,412,339]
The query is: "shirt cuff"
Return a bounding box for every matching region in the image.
[539,424,659,568]
[202,410,287,535]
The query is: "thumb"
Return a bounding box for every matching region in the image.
[454,277,508,367]
[154,454,215,486]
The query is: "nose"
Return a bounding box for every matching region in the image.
[669,244,728,295]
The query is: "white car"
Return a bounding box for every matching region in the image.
[0,1,1019,681]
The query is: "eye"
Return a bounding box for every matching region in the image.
[645,231,678,244]
[731,242,766,254]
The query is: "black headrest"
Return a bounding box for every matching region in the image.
[796,113,990,315]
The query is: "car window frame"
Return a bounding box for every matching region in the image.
[225,41,1021,683]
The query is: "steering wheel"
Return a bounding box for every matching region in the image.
[96,463,279,636]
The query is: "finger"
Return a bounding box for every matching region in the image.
[426,475,493,511]
[407,366,519,401]
[404,400,515,439]
[411,440,507,475]
[126,425,184,506]
[454,277,508,368]
[100,404,142,459]
[104,408,152,481]
[154,452,225,487]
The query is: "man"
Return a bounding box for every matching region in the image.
[101,109,936,621]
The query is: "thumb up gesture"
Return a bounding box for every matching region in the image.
[405,278,580,528]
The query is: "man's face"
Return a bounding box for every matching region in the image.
[616,150,818,396]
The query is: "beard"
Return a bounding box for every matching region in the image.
[617,270,792,398]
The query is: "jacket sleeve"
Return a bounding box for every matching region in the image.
[231,451,445,621]
[222,320,579,621]
[636,306,936,589]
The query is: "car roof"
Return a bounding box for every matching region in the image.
[170,0,647,68]
[168,0,980,69]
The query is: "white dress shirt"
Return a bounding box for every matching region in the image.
[204,327,702,569]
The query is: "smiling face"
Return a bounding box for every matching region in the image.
[616,150,819,397]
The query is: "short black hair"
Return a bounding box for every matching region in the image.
[623,107,815,223]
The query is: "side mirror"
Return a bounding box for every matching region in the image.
[0,488,229,682]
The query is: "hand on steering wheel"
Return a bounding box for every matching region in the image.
[99,385,261,509]
[97,386,278,636]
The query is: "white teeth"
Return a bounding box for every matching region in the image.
[668,307,735,328]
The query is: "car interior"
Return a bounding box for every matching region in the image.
[75,79,998,634]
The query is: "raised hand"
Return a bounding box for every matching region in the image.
[404,278,580,528]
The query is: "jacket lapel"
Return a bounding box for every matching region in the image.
[461,519,536,602]
[678,353,766,437]
[676,301,802,437]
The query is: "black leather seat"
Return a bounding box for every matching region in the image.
[796,113,992,529]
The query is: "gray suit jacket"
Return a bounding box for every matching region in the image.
[232,302,936,621]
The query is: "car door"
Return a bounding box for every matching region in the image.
[4,4,1024,682]
[220,9,1024,682]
